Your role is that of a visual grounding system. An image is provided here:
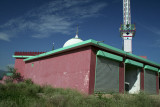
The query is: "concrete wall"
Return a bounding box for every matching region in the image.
[23,46,93,94]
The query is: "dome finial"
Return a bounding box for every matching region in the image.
[75,24,79,38]
[63,24,83,47]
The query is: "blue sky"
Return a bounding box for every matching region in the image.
[0,0,160,71]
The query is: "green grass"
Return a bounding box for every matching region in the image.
[0,83,160,107]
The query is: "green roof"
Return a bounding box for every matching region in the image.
[125,59,144,68]
[12,39,160,68]
[6,73,13,76]
[12,55,34,58]
[97,50,123,62]
[144,65,159,72]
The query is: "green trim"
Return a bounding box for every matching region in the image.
[24,39,93,61]
[23,39,160,68]
[97,50,123,62]
[125,59,143,68]
[144,65,158,72]
[6,73,13,76]
[126,53,160,67]
[13,55,33,58]
[91,39,159,67]
[90,39,126,55]
[159,70,160,73]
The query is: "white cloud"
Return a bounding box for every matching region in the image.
[153,39,160,48]
[0,0,107,40]
[149,26,160,35]
[138,23,160,36]
[0,64,15,71]
[137,22,160,48]
[0,32,10,41]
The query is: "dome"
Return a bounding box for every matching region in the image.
[63,34,83,47]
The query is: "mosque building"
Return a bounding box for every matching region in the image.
[12,0,160,94]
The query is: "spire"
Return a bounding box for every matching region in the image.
[120,0,136,53]
[52,42,54,50]
[123,0,131,25]
[75,24,79,38]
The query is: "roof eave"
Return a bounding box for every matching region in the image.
[24,39,93,62]
[22,39,160,68]
[12,55,34,58]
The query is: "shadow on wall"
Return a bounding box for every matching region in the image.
[125,65,140,93]
[159,77,160,89]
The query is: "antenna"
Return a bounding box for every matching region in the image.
[97,41,104,43]
[52,42,54,50]
[75,24,79,38]
[76,24,78,35]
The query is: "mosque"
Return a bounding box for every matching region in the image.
[12,0,160,94]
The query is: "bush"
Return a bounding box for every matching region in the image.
[4,77,13,84]
[4,66,24,83]
[24,78,33,84]
[0,82,160,107]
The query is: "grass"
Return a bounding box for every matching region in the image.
[0,83,160,107]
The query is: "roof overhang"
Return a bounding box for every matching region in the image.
[12,55,34,58]
[144,65,159,72]
[97,50,123,62]
[125,59,144,68]
[12,39,159,68]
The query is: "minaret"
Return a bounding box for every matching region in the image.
[119,0,136,53]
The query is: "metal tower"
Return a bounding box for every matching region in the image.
[119,0,136,53]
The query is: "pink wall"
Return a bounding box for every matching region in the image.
[24,46,93,94]
[15,58,26,76]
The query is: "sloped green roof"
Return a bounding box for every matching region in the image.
[97,50,123,62]
[125,59,144,68]
[12,39,160,68]
[144,65,158,72]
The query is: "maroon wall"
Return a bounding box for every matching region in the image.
[14,52,45,56]
[156,72,159,94]
[14,58,26,76]
[24,46,93,94]
[119,62,125,93]
[140,68,144,91]
[88,47,96,94]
